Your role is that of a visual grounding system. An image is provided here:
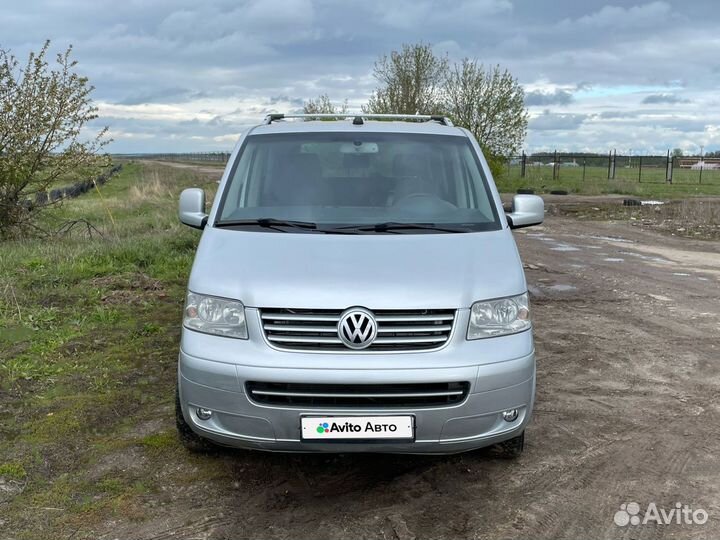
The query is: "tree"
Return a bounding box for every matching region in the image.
[363,43,528,178]
[444,60,528,160]
[303,94,348,115]
[671,148,684,157]
[0,41,109,237]
[363,43,448,115]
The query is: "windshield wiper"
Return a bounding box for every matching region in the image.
[214,218,318,231]
[327,222,469,234]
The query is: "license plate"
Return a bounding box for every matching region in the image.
[301,416,414,440]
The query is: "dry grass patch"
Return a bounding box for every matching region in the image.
[127,168,175,205]
[553,198,720,240]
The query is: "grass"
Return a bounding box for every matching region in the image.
[551,198,720,240]
[0,161,223,539]
[496,165,720,197]
[140,431,178,451]
[0,462,27,480]
[0,157,716,538]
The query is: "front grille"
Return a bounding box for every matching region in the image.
[246,381,470,408]
[260,308,456,352]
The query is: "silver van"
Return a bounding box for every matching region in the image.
[176,114,544,457]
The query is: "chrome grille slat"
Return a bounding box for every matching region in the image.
[374,336,448,344]
[377,325,451,333]
[375,314,454,322]
[261,313,340,322]
[267,335,342,344]
[263,324,338,333]
[260,308,455,352]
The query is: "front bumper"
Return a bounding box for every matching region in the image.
[177,310,536,454]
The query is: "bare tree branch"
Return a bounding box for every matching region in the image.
[303,94,349,116]
[363,43,448,115]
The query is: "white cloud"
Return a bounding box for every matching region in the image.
[562,1,672,28]
[213,133,244,143]
[3,0,719,153]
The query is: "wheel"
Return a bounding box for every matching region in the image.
[490,431,525,459]
[175,387,218,453]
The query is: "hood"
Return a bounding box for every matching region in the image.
[188,228,526,309]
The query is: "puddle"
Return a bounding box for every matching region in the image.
[603,258,625,262]
[550,244,581,252]
[672,273,691,277]
[545,284,577,292]
[533,283,577,293]
[539,237,557,242]
[527,285,544,297]
[585,235,634,243]
[618,251,671,264]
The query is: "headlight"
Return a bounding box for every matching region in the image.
[183,292,248,339]
[467,292,531,340]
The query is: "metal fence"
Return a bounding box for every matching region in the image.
[508,151,720,185]
[117,151,720,185]
[113,152,232,163]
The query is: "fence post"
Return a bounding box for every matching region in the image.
[612,149,617,179]
[607,151,611,179]
[582,158,586,182]
[521,152,526,178]
[699,158,703,185]
[608,150,617,179]
[665,150,672,183]
[553,150,558,180]
[638,156,643,183]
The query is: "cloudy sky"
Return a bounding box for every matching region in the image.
[2,0,719,154]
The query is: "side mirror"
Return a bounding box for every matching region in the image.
[506,194,544,229]
[179,188,208,229]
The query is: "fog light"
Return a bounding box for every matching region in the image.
[502,409,519,422]
[196,408,213,420]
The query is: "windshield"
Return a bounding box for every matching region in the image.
[216,132,501,233]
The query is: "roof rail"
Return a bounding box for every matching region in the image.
[262,113,454,127]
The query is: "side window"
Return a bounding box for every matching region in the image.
[224,145,255,211]
[243,146,268,207]
[224,144,271,210]
[445,146,471,209]
[460,146,492,218]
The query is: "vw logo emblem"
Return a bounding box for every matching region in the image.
[338,307,378,350]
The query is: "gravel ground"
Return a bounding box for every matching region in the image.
[104,212,720,540]
[5,174,718,539]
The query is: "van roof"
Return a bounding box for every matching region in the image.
[248,113,466,136]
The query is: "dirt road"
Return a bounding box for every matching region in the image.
[89,212,718,540]
[141,159,226,178]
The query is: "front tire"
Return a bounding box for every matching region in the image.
[176,387,217,453]
[491,431,525,459]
